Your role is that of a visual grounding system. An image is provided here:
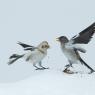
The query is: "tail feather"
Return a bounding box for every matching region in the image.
[8,54,24,65]
[9,54,21,59]
[79,57,95,73]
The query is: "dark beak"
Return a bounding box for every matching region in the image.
[47,45,50,48]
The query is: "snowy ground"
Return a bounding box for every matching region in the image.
[0,69,95,95]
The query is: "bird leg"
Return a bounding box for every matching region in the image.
[33,63,44,70]
[38,61,49,69]
[65,60,73,68]
[63,60,74,74]
[63,65,71,73]
[63,68,70,72]
[65,64,71,68]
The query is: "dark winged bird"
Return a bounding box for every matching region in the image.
[8,41,50,70]
[56,23,95,74]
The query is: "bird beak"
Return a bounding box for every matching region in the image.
[47,45,50,48]
[56,38,59,41]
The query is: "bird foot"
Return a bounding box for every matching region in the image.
[35,67,49,70]
[35,68,44,70]
[63,69,76,74]
[42,67,49,69]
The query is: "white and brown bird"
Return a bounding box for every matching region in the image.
[56,23,95,74]
[8,41,50,70]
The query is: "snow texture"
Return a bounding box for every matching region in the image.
[0,70,95,95]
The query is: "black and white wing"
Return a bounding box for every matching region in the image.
[18,42,37,51]
[65,42,86,53]
[71,22,95,44]
[65,23,95,53]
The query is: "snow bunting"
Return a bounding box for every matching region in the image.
[56,23,95,74]
[8,41,50,70]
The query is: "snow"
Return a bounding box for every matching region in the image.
[0,70,95,95]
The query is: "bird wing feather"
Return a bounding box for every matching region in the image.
[71,22,95,44]
[65,43,86,53]
[18,42,36,51]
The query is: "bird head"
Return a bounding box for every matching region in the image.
[56,36,69,44]
[38,41,50,51]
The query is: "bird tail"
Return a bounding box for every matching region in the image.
[79,57,95,73]
[8,54,24,65]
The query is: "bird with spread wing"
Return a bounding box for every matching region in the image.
[56,23,95,74]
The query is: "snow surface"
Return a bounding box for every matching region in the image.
[0,70,95,95]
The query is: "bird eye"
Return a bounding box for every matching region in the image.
[42,45,44,48]
[45,45,47,47]
[41,45,49,48]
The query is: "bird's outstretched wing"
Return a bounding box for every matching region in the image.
[65,23,95,53]
[65,43,86,53]
[71,22,95,44]
[18,42,36,51]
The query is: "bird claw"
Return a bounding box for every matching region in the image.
[63,69,75,74]
[35,67,49,70]
[65,64,73,68]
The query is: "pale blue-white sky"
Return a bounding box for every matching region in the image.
[0,0,95,82]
